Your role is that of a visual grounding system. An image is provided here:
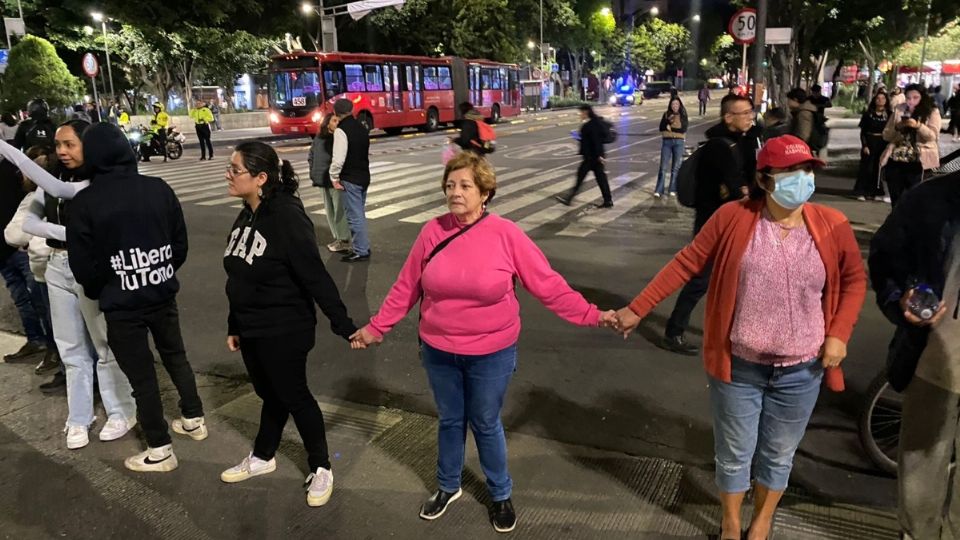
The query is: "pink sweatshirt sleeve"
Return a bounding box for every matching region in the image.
[506,222,601,327]
[367,224,431,338]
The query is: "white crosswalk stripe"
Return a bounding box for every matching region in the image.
[153,158,665,238]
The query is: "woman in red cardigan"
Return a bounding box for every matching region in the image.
[614,135,866,540]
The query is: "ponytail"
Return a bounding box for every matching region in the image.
[234,141,299,200]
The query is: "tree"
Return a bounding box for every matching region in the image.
[646,18,692,76]
[2,34,83,112]
[706,34,740,80]
[893,19,960,66]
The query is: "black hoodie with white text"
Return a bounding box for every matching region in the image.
[223,191,356,340]
[66,123,187,312]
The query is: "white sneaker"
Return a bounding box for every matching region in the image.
[124,444,178,472]
[221,452,277,483]
[99,416,137,442]
[64,424,89,450]
[881,196,892,204]
[304,467,334,507]
[668,192,677,197]
[171,416,208,441]
[856,195,867,201]
[653,192,662,198]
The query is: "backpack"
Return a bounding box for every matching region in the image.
[472,120,497,154]
[600,117,617,144]
[675,139,737,208]
[17,118,55,149]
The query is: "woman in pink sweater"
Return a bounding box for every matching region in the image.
[351,151,615,533]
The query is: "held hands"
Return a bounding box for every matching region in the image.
[349,325,383,350]
[900,288,949,327]
[226,335,240,352]
[598,310,619,328]
[819,336,847,368]
[610,307,642,339]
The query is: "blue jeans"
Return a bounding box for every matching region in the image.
[708,356,823,493]
[46,252,136,427]
[0,251,51,345]
[341,181,370,256]
[655,138,684,195]
[421,341,517,501]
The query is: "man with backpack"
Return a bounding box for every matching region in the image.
[787,88,829,154]
[452,102,496,155]
[13,99,56,151]
[555,104,613,208]
[662,94,761,355]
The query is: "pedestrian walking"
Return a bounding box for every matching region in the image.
[698,83,711,116]
[4,121,138,447]
[853,91,891,202]
[614,135,866,540]
[881,83,941,207]
[1,113,19,144]
[3,145,59,378]
[329,98,372,262]
[309,113,351,253]
[555,104,613,208]
[220,141,358,506]
[350,151,617,533]
[786,88,822,150]
[210,100,223,131]
[189,99,215,161]
[66,123,205,472]
[659,94,761,355]
[654,96,688,198]
[932,85,946,117]
[947,84,960,143]
[868,169,960,540]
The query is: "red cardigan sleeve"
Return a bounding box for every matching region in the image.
[826,218,867,343]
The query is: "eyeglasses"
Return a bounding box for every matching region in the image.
[728,109,754,117]
[225,166,250,177]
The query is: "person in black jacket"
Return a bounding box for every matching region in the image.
[654,96,689,198]
[308,113,351,253]
[853,91,891,201]
[66,122,204,473]
[220,141,357,507]
[868,171,960,538]
[660,93,761,355]
[13,99,56,150]
[555,104,613,208]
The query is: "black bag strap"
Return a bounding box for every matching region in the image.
[424,212,489,266]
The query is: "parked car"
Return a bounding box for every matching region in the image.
[642,81,674,99]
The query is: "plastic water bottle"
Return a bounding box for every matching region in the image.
[907,284,941,320]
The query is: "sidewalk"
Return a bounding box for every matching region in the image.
[0,331,898,539]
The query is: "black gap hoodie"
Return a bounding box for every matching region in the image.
[223,191,356,340]
[66,123,188,312]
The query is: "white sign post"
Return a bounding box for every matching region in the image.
[82,53,100,119]
[729,8,757,85]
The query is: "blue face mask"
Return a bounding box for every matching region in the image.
[768,170,815,209]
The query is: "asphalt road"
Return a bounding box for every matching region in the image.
[2,102,902,516]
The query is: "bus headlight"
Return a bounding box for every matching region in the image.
[311,111,322,123]
[269,112,280,123]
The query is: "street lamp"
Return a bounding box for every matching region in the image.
[90,12,115,102]
[650,7,659,17]
[600,7,610,16]
[301,2,312,14]
[692,14,700,23]
[527,40,536,50]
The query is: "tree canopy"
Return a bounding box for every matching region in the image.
[2,35,83,111]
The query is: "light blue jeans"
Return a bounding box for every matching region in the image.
[46,252,136,427]
[708,356,823,493]
[421,341,517,501]
[341,181,370,256]
[655,138,685,195]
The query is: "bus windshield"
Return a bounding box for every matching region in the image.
[269,70,322,109]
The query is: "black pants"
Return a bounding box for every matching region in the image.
[884,161,924,208]
[949,112,960,136]
[699,100,707,115]
[195,124,213,159]
[665,261,714,339]
[240,330,331,472]
[569,157,612,204]
[105,300,203,448]
[853,135,887,197]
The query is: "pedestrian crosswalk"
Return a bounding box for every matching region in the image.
[141,158,666,238]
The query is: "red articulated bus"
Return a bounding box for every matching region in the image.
[267,51,521,136]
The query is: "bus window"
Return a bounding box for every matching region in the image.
[423,66,439,90]
[345,64,365,92]
[269,70,321,109]
[364,65,383,92]
[497,68,506,90]
[405,65,422,109]
[322,64,344,98]
[438,66,453,90]
[481,68,492,90]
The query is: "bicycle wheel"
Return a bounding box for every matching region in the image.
[858,370,901,475]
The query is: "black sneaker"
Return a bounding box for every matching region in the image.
[489,498,517,533]
[39,371,66,394]
[418,488,462,520]
[4,341,46,363]
[658,335,699,356]
[596,201,614,208]
[34,349,61,375]
[341,252,371,263]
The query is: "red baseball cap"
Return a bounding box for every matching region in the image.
[756,135,826,171]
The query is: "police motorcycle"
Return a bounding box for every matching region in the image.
[128,125,185,161]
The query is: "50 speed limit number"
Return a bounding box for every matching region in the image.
[728,8,757,44]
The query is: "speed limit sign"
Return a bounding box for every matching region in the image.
[728,8,757,44]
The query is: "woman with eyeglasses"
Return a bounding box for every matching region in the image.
[220,141,358,508]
